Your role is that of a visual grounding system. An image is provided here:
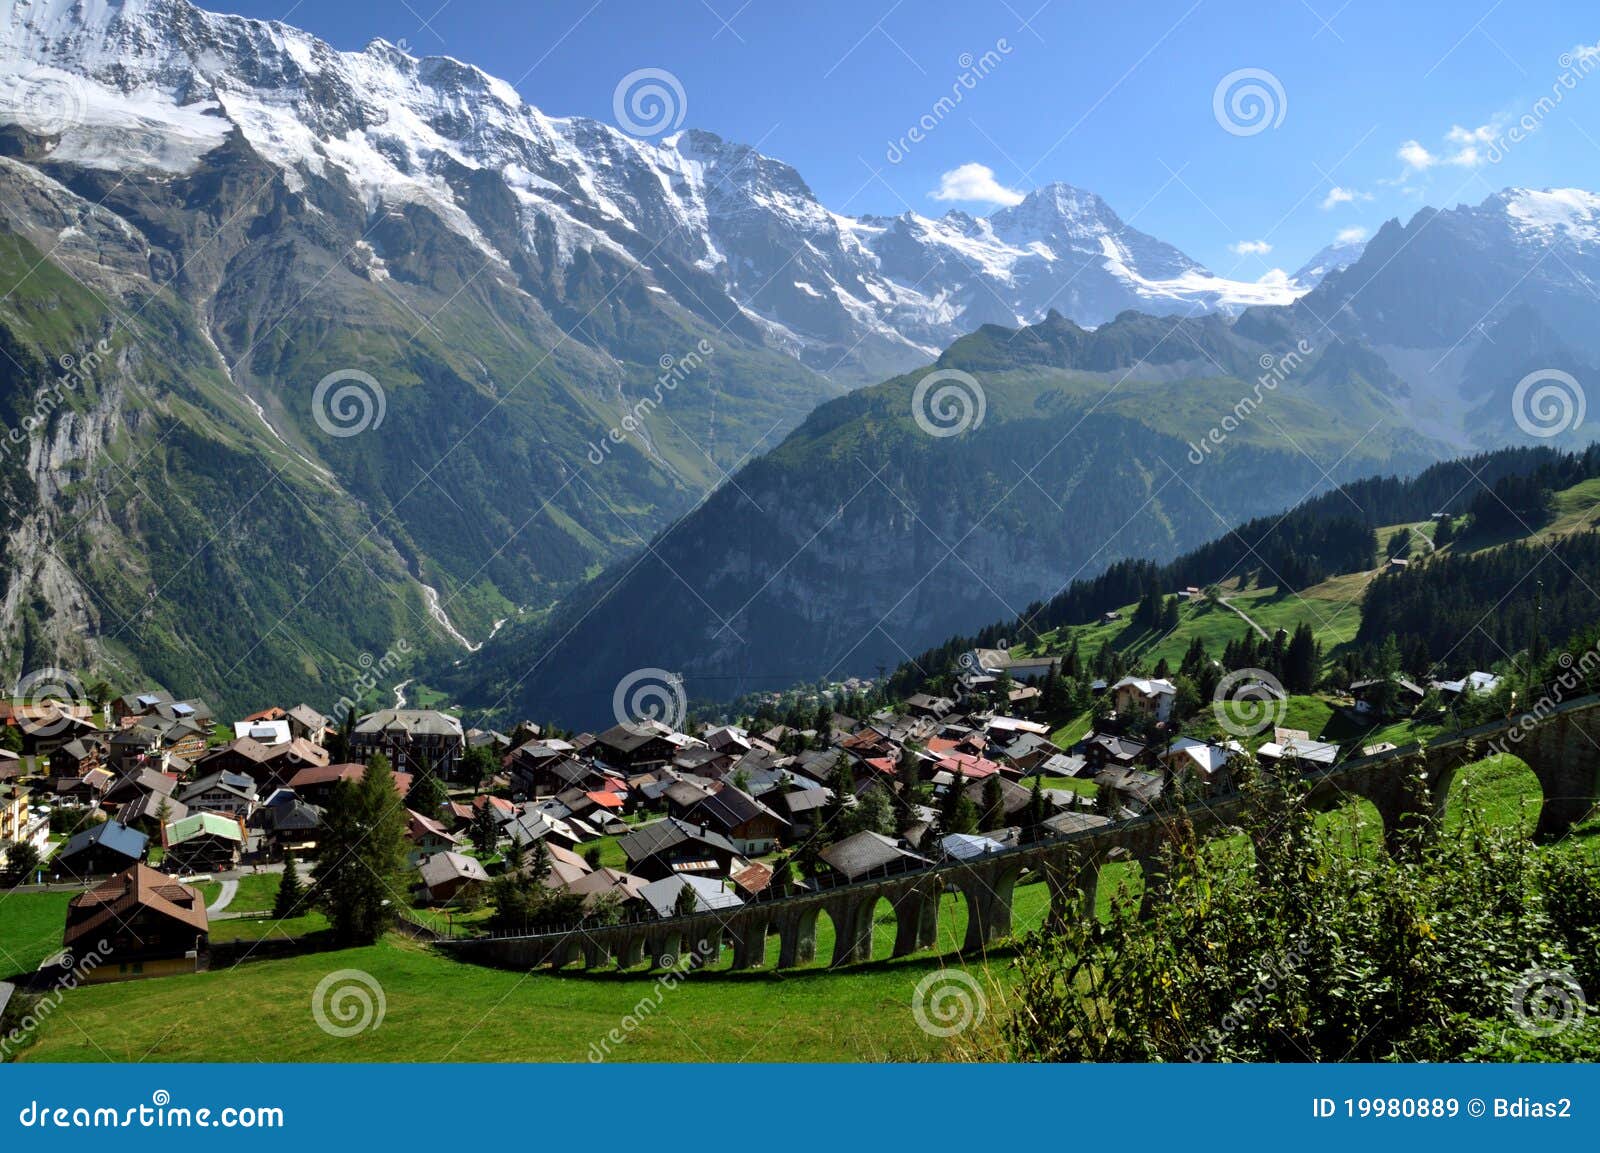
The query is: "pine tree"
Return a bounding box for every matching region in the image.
[274,850,304,919]
[981,774,1005,830]
[583,845,603,870]
[410,755,449,816]
[470,801,499,856]
[314,754,409,945]
[1024,777,1048,840]
[673,880,699,916]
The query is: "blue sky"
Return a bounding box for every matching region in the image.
[227,0,1600,276]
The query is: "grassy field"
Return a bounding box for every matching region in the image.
[9,755,1587,1062]
[0,890,74,977]
[197,872,281,914]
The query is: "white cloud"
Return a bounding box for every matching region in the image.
[1446,124,1496,145]
[929,163,1025,207]
[1320,185,1373,210]
[1398,139,1436,171]
[1397,126,1494,175]
[1229,239,1273,255]
[1336,226,1368,244]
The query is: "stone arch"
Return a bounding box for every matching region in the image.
[1440,750,1542,838]
[862,895,902,961]
[777,905,820,969]
[954,861,1023,953]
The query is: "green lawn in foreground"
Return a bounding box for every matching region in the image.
[11,754,1581,1062]
[0,889,73,976]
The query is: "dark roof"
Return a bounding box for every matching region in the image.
[595,723,670,754]
[817,831,928,880]
[616,817,737,865]
[58,820,147,863]
[65,864,207,946]
[687,786,788,833]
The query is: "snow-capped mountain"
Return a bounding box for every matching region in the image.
[1292,236,1367,288]
[0,0,1302,383]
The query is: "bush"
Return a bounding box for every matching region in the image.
[980,760,1600,1062]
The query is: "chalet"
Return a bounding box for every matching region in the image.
[941,831,1008,861]
[1095,766,1166,814]
[617,817,741,881]
[178,770,260,818]
[285,704,329,745]
[101,766,179,808]
[111,690,173,723]
[115,792,188,838]
[195,735,329,790]
[284,762,413,806]
[960,774,1035,828]
[935,751,1005,782]
[507,747,594,798]
[507,810,584,851]
[1160,737,1242,797]
[640,873,743,918]
[117,713,207,765]
[404,809,462,863]
[254,792,324,858]
[566,867,649,910]
[816,831,929,884]
[1110,677,1177,723]
[1043,810,1112,837]
[775,787,831,840]
[536,842,594,888]
[53,820,148,880]
[685,786,790,854]
[730,861,774,899]
[701,725,753,755]
[905,693,956,720]
[417,851,491,905]
[592,722,679,771]
[49,736,107,778]
[64,864,208,981]
[1257,728,1339,770]
[350,709,465,779]
[662,776,717,818]
[162,812,247,874]
[1085,733,1148,772]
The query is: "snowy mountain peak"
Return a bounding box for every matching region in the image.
[1,0,1308,382]
[1499,187,1600,245]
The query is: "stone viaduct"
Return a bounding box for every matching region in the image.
[442,694,1600,975]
